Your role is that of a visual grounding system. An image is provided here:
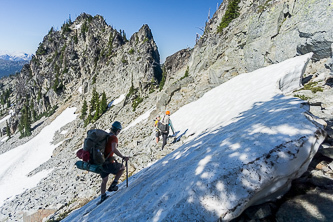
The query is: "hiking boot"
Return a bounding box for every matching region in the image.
[97,194,109,205]
[108,181,119,192]
[101,194,108,202]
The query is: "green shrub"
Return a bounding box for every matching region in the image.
[159,66,166,91]
[132,97,143,111]
[129,48,135,54]
[92,74,97,84]
[36,43,47,56]
[180,66,189,80]
[303,82,323,93]
[73,33,78,44]
[136,35,139,45]
[258,0,272,14]
[62,22,71,33]
[81,21,88,39]
[217,0,241,33]
[126,83,135,98]
[294,94,310,100]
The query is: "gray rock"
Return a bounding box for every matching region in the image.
[325,57,333,71]
[309,170,333,188]
[319,147,333,159]
[276,189,333,222]
[244,203,275,220]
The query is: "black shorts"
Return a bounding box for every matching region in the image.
[100,161,123,178]
[155,131,161,137]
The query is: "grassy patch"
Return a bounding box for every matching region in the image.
[294,94,310,100]
[303,82,323,93]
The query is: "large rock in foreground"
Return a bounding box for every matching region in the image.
[64,54,326,221]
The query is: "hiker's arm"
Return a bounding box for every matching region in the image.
[169,120,175,135]
[111,142,129,161]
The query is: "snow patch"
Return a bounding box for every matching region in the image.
[0,107,77,206]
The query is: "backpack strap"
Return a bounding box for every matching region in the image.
[104,132,115,161]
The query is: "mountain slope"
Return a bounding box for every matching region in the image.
[63,54,325,222]
[0,0,333,221]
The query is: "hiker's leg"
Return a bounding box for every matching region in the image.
[155,131,159,143]
[101,175,109,195]
[162,133,167,150]
[114,165,125,182]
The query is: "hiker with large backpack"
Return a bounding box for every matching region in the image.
[100,121,129,202]
[158,110,175,150]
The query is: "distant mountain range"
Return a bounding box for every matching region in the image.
[0,51,32,78]
[0,50,33,61]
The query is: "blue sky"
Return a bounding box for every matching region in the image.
[0,0,221,62]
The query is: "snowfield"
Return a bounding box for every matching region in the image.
[61,53,325,221]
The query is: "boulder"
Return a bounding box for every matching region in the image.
[276,188,333,222]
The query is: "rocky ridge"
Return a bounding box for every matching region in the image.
[0,0,333,221]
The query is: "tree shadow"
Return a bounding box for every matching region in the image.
[31,121,44,132]
[143,94,325,221]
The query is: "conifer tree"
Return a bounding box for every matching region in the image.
[92,75,97,84]
[0,94,4,105]
[19,101,32,138]
[23,104,32,137]
[90,87,98,114]
[122,30,128,42]
[81,99,88,119]
[6,120,11,138]
[93,97,100,121]
[108,33,113,56]
[37,89,42,102]
[7,98,10,108]
[100,92,107,114]
[30,100,37,122]
[18,115,24,136]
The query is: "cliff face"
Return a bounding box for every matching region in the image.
[185,0,333,91]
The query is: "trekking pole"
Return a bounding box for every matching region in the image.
[126,160,128,187]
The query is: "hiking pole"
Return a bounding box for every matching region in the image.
[126,160,128,187]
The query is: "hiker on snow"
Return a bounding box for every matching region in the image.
[154,115,161,143]
[100,121,129,202]
[158,110,175,150]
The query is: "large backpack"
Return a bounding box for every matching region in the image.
[158,115,170,133]
[83,129,111,165]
